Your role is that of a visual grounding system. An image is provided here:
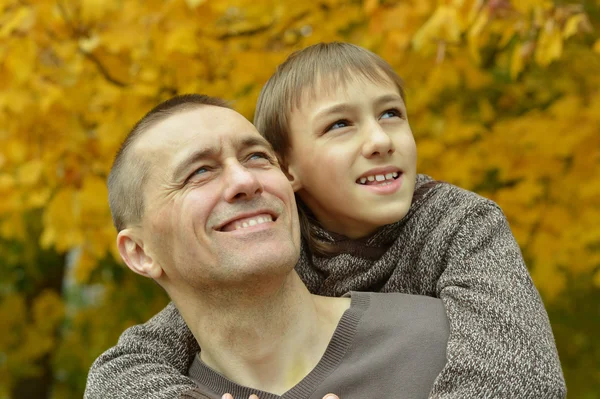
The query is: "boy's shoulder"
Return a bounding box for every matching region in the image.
[413,174,503,219]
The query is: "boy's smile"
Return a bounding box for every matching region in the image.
[285,73,417,239]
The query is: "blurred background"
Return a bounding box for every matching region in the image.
[1,0,599,397]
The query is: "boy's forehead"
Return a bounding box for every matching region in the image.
[294,72,401,111]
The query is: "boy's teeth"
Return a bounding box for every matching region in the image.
[357,172,400,185]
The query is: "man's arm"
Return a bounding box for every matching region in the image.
[84,302,199,399]
[430,201,566,398]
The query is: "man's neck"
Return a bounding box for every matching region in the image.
[177,272,350,395]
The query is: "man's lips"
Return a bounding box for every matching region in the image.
[216,211,278,232]
[356,167,402,185]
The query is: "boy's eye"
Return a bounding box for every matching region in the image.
[326,119,350,132]
[380,109,402,119]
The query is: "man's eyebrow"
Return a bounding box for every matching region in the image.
[171,147,218,181]
[236,136,273,151]
[171,136,273,180]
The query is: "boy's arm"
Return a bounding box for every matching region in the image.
[431,201,566,398]
[84,302,199,399]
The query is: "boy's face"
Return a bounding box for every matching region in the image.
[286,74,417,238]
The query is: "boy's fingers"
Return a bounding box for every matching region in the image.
[323,394,340,399]
[221,394,233,399]
[249,395,260,399]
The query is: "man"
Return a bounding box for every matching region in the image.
[96,94,448,399]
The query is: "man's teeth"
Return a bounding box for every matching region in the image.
[358,172,399,185]
[232,215,273,230]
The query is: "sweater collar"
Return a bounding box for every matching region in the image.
[309,174,440,260]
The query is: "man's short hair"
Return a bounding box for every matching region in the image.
[108,94,231,231]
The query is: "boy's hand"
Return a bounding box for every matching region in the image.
[221,394,340,399]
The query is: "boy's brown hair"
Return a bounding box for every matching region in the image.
[253,42,407,255]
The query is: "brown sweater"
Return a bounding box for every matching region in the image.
[183,292,449,399]
[84,175,566,399]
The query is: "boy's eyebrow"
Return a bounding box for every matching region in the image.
[374,94,404,107]
[314,94,405,120]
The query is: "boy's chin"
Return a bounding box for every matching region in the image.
[368,203,412,226]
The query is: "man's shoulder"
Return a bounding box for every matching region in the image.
[353,291,446,322]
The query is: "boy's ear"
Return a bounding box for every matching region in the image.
[117,229,163,279]
[282,161,303,192]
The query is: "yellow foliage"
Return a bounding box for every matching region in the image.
[0,0,599,396]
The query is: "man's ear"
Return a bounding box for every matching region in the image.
[117,229,163,279]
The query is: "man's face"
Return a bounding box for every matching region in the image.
[133,106,301,296]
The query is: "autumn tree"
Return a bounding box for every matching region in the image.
[1,0,598,397]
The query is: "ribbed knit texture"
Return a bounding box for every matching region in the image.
[84,174,566,399]
[187,293,369,399]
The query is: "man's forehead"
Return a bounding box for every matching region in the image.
[133,107,273,179]
[137,106,267,152]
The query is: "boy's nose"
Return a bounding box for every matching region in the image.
[223,162,263,202]
[361,124,395,159]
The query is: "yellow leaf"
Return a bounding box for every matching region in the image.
[32,290,65,332]
[364,0,379,15]
[185,0,207,9]
[593,269,600,289]
[467,11,488,63]
[594,39,600,54]
[535,22,563,66]
[17,160,44,187]
[0,174,15,193]
[80,0,113,23]
[164,27,199,55]
[0,6,35,38]
[563,14,584,39]
[413,6,461,52]
[478,98,495,123]
[79,35,101,54]
[510,44,525,80]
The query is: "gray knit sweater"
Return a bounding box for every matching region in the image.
[84,175,566,399]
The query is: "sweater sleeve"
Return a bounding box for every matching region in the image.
[431,201,566,398]
[84,302,199,399]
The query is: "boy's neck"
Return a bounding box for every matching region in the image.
[179,272,350,395]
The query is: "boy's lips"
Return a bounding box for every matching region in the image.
[355,167,402,185]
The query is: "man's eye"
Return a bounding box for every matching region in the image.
[380,109,402,119]
[249,152,270,161]
[187,166,211,182]
[193,166,208,175]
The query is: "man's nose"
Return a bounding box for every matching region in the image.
[223,162,263,202]
[361,122,395,159]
